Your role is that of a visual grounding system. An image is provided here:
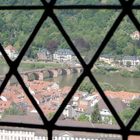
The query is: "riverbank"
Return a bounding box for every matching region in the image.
[48,72,140,93]
[93,62,140,78]
[1,61,140,93]
[0,61,65,74]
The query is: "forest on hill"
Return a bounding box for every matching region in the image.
[1,0,140,59]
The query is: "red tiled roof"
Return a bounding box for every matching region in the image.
[93,91,140,101]
[129,136,140,140]
[5,45,16,51]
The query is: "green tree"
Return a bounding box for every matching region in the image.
[48,112,55,120]
[2,103,26,117]
[45,40,59,60]
[123,43,137,56]
[121,99,140,130]
[91,103,101,123]
[78,114,89,121]
[73,37,91,53]
[1,0,140,58]
[126,61,131,67]
[79,80,95,94]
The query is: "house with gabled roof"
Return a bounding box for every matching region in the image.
[98,98,127,124]
[37,48,51,61]
[53,49,75,62]
[130,31,140,40]
[122,56,140,66]
[5,45,18,59]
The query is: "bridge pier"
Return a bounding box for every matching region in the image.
[22,74,28,82]
[66,69,71,75]
[7,80,10,86]
[77,68,82,73]
[0,66,83,83]
[38,72,44,81]
[53,70,58,77]
[57,69,62,76]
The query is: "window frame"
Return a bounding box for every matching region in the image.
[0,0,140,140]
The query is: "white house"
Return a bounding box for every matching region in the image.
[90,99,99,107]
[0,128,47,140]
[0,128,122,140]
[98,98,127,124]
[53,49,75,62]
[72,96,79,107]
[122,56,140,66]
[5,45,18,59]
[130,31,140,40]
[51,82,60,90]
[0,115,121,140]
[63,105,77,119]
[100,109,112,124]
[99,55,114,64]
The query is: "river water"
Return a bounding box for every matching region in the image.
[48,72,140,93]
[1,65,140,92]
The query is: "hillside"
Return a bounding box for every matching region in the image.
[0,0,140,60]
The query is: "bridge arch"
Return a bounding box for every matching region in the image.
[28,73,39,81]
[50,69,58,77]
[47,70,55,78]
[66,68,71,75]
[57,69,63,76]
[43,71,50,79]
[72,68,78,73]
[61,69,67,75]
[15,66,83,82]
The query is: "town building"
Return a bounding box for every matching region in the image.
[0,127,122,140]
[99,55,140,67]
[63,105,77,119]
[37,48,51,61]
[0,96,11,113]
[53,49,75,62]
[5,45,18,59]
[99,55,114,64]
[0,115,122,140]
[130,31,140,40]
[122,56,140,67]
[98,98,127,124]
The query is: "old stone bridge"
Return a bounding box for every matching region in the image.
[0,66,83,83]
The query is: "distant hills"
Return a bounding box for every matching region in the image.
[1,0,140,58]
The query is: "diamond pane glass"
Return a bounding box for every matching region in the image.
[56,0,120,5]
[131,116,140,131]
[93,16,140,126]
[134,0,140,5]
[0,59,9,87]
[19,17,83,120]
[54,9,121,64]
[0,10,43,60]
[0,76,44,124]
[56,77,120,129]
[0,0,42,5]
[0,0,140,140]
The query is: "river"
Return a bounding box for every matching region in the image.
[48,72,140,93]
[1,65,140,92]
